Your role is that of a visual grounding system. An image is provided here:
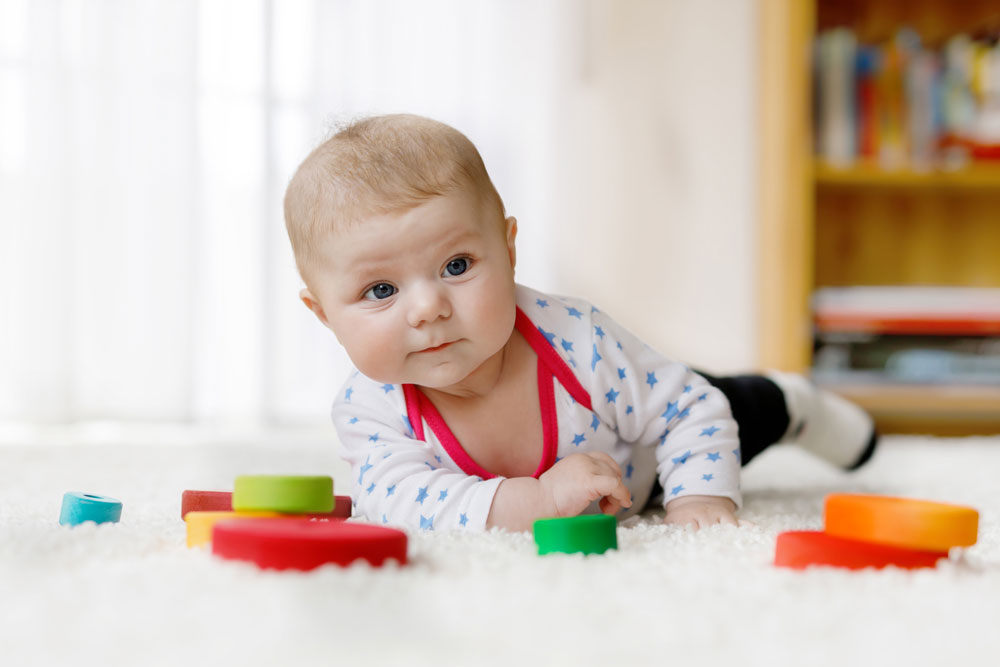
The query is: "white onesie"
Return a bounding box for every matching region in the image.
[331,284,741,531]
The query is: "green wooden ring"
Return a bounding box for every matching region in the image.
[533,514,618,555]
[232,475,334,514]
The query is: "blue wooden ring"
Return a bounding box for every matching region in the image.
[59,492,123,526]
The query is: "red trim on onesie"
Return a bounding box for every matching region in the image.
[514,307,593,411]
[402,306,592,479]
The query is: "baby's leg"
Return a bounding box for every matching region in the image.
[696,370,878,469]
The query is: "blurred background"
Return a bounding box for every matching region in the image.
[1,0,998,444]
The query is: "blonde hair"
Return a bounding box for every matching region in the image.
[283,114,506,281]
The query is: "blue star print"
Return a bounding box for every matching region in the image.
[386,484,396,497]
[348,417,359,424]
[566,306,583,319]
[459,513,469,527]
[591,414,600,431]
[703,474,714,481]
[591,345,602,371]
[605,388,619,403]
[345,387,354,401]
[625,463,634,479]
[670,484,685,496]
[572,433,586,446]
[415,487,429,504]
[358,456,373,484]
[381,384,395,394]
[662,401,679,422]
[402,416,413,435]
[683,385,692,393]
[701,426,721,437]
[672,450,692,465]
[706,452,721,462]
[617,368,626,379]
[698,393,708,401]
[382,514,388,524]
[646,372,658,389]
[420,515,435,531]
[538,326,556,346]
[561,338,574,352]
[366,483,375,494]
[626,405,633,415]
[438,490,448,502]
[677,407,691,420]
[536,298,549,308]
[368,432,380,443]
[595,326,606,339]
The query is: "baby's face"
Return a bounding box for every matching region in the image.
[303,188,517,391]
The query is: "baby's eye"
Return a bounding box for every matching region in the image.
[364,283,397,300]
[444,258,470,277]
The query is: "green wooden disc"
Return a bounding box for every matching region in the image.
[533,514,618,555]
[232,475,334,514]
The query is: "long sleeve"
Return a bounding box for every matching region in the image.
[524,290,742,509]
[331,375,504,531]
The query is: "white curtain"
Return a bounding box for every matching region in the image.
[0,0,570,429]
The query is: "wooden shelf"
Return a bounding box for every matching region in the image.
[820,382,1000,435]
[816,162,1000,189]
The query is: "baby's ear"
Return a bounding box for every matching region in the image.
[505,216,518,269]
[299,288,330,327]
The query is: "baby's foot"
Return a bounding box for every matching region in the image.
[767,371,878,470]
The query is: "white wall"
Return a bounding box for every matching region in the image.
[543,0,759,374]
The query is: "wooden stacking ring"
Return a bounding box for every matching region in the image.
[824,493,978,552]
[774,530,948,570]
[182,489,352,520]
[211,518,407,570]
[232,476,334,514]
[533,514,618,555]
[185,510,281,548]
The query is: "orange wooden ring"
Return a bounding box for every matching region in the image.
[824,493,978,552]
[774,531,948,570]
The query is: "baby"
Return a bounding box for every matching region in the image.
[284,114,877,532]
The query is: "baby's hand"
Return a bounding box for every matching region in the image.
[663,495,738,529]
[538,452,632,518]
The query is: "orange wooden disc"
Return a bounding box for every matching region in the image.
[824,493,978,552]
[774,531,948,570]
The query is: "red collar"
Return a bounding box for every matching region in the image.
[402,306,592,479]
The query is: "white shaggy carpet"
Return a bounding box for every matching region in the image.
[2,434,999,667]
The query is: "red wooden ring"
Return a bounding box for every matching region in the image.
[774,531,948,570]
[181,490,353,519]
[211,518,407,571]
[181,490,232,519]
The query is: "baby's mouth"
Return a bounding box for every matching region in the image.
[418,341,454,354]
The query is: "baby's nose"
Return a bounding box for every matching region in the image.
[406,282,452,327]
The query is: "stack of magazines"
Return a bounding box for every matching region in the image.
[811,286,1000,385]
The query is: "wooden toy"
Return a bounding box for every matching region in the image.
[774,530,948,570]
[824,493,978,552]
[533,514,618,555]
[59,492,123,526]
[211,518,408,570]
[181,489,353,520]
[185,510,281,548]
[232,475,335,514]
[181,490,232,518]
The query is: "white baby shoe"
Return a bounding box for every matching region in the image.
[767,371,878,469]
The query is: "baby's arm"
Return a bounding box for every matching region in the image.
[563,299,742,527]
[333,381,504,531]
[487,452,632,531]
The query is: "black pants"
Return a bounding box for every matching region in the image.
[697,371,790,466]
[645,371,790,509]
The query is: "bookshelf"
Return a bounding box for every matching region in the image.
[758,0,1000,435]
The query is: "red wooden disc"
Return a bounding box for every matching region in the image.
[774,531,948,570]
[181,490,353,519]
[211,518,407,570]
